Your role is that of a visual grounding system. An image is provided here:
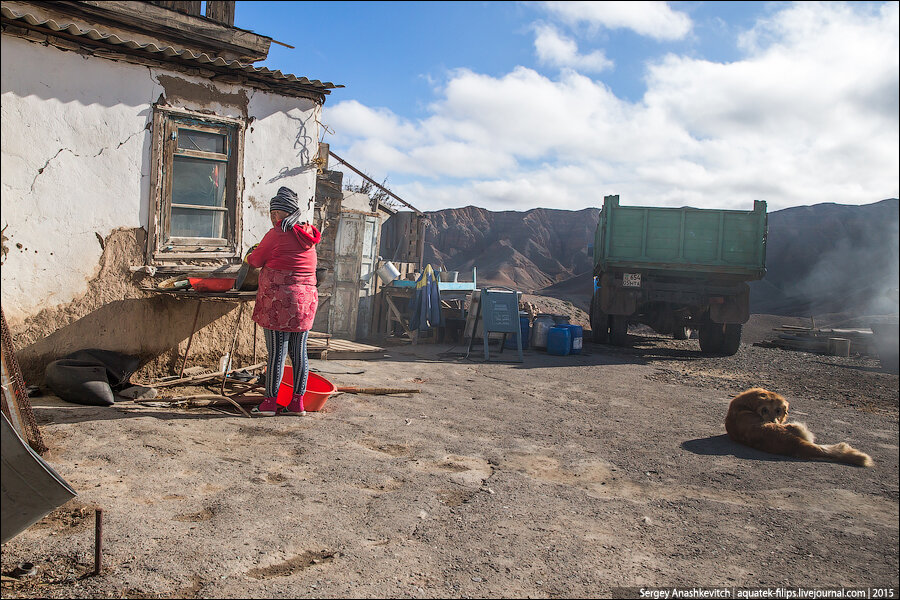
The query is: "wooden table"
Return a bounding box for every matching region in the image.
[380,281,477,343]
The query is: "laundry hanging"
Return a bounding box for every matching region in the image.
[408,264,443,331]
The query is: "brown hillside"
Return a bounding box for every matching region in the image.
[418,199,899,318]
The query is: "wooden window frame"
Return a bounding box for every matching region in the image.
[148,105,245,263]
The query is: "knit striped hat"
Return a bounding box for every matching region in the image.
[270,187,302,232]
[270,186,299,214]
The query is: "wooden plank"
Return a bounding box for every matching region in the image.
[73,1,271,60]
[328,338,384,352]
[155,1,202,16]
[319,338,386,360]
[205,1,235,25]
[384,294,412,337]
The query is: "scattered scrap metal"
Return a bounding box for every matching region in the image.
[755,323,876,356]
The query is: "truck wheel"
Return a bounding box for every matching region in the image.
[699,321,724,354]
[609,315,628,346]
[590,297,609,343]
[721,324,742,356]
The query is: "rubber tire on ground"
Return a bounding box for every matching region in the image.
[699,321,724,354]
[609,314,628,346]
[721,323,742,356]
[590,297,609,343]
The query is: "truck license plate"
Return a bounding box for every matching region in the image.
[623,273,641,288]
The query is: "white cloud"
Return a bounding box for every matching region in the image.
[540,0,692,41]
[324,2,899,213]
[533,24,613,73]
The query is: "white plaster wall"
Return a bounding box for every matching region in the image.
[1,34,320,322]
[1,35,151,322]
[242,91,320,248]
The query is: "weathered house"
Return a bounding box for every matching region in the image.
[1,0,341,379]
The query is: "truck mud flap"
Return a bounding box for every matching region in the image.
[598,273,637,315]
[709,283,750,324]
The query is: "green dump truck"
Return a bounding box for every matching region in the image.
[590,195,767,355]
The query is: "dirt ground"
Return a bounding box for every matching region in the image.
[2,318,898,599]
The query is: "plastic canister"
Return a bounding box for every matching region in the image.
[565,324,583,354]
[531,314,555,349]
[504,313,531,349]
[552,314,570,325]
[547,326,572,356]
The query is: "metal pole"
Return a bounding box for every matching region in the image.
[94,508,103,576]
[178,301,203,379]
[327,151,424,216]
[220,303,245,396]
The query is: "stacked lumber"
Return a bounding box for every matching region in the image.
[759,325,876,356]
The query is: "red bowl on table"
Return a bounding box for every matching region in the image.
[189,277,236,292]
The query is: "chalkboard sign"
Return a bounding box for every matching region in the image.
[481,289,519,333]
[476,287,523,362]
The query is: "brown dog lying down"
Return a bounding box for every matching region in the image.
[725,388,873,467]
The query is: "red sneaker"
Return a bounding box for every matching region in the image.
[250,397,279,417]
[281,394,306,416]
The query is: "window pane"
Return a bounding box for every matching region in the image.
[172,156,226,208]
[170,207,225,239]
[177,128,226,154]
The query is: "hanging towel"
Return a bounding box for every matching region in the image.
[408,265,443,331]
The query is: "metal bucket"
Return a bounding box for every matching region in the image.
[440,270,459,283]
[375,261,401,285]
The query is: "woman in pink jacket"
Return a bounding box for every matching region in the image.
[246,187,322,416]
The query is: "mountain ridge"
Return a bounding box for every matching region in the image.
[421,199,899,317]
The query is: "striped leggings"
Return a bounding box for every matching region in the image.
[263,328,309,400]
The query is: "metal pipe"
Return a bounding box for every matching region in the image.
[179,301,203,379]
[327,151,423,216]
[220,303,245,396]
[94,508,103,576]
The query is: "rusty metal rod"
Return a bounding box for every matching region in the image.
[220,303,246,396]
[94,508,103,576]
[336,387,420,395]
[178,301,203,379]
[328,151,423,216]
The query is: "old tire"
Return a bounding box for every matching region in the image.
[721,324,742,356]
[699,321,724,354]
[590,297,609,343]
[609,314,628,346]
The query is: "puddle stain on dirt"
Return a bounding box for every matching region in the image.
[30,500,96,533]
[433,455,494,487]
[237,425,295,438]
[358,438,409,456]
[501,452,899,526]
[173,506,216,522]
[246,551,335,579]
[438,488,477,507]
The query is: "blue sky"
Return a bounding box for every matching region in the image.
[235,1,899,213]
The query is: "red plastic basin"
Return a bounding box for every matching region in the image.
[275,367,336,411]
[189,277,235,292]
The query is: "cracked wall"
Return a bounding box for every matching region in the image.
[8,227,262,383]
[1,33,323,377]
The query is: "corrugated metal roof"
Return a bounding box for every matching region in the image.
[1,6,343,94]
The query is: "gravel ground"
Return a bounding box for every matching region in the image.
[635,333,897,415]
[2,318,897,599]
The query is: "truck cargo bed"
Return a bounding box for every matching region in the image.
[593,196,767,280]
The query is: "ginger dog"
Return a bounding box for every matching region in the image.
[725,388,873,467]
